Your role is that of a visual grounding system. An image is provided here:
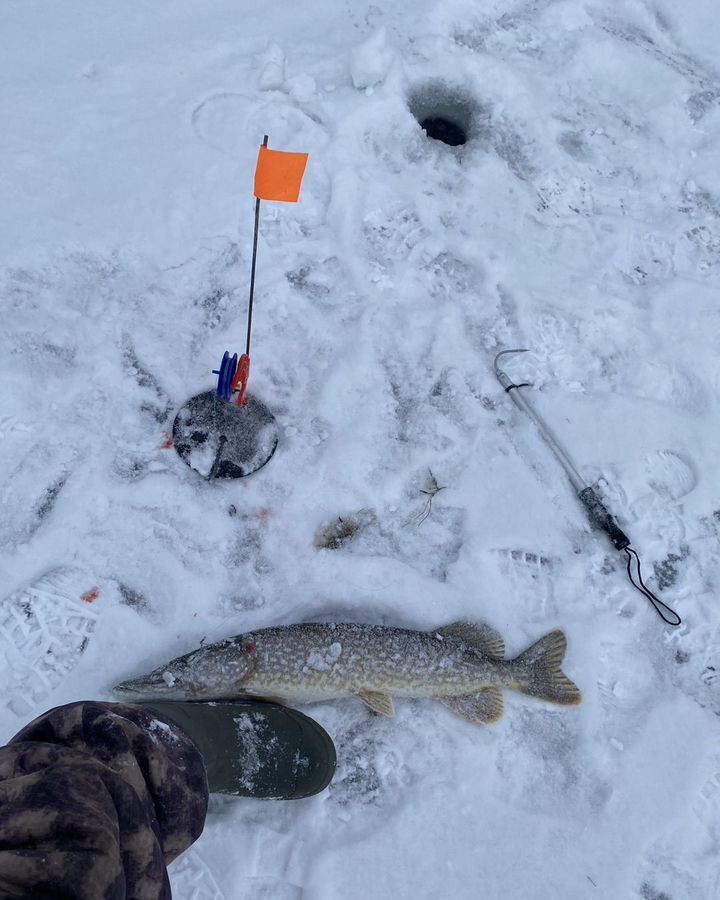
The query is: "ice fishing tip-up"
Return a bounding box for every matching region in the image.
[213,134,309,407]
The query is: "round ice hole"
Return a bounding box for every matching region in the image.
[408,81,478,148]
[419,116,466,146]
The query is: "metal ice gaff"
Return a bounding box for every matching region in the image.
[494,349,681,626]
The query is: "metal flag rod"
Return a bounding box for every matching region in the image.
[245,133,269,357]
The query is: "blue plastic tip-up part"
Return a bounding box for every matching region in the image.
[213,351,238,402]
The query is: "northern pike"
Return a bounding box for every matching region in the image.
[114,621,581,724]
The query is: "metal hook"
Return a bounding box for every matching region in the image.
[493,348,529,376]
[493,348,530,392]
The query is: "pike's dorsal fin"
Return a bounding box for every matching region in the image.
[357,689,394,717]
[440,687,504,725]
[435,622,505,659]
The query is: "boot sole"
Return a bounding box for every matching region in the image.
[140,699,336,800]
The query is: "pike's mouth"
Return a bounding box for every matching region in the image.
[113,669,183,697]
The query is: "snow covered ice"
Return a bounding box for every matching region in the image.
[2,0,720,898]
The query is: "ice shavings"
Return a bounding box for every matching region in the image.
[233,713,280,792]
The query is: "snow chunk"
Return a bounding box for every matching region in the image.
[350,28,394,90]
[147,718,181,745]
[307,649,328,671]
[256,42,285,91]
[285,74,316,102]
[307,642,343,671]
[162,670,176,687]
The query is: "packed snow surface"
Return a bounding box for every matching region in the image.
[2,1,720,898]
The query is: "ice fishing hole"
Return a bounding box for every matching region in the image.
[420,116,466,146]
[408,82,477,147]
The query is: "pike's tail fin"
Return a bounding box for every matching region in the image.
[512,630,581,706]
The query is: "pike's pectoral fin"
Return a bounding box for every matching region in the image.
[440,686,504,725]
[356,689,394,717]
[435,622,505,659]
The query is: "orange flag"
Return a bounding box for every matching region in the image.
[254,145,308,202]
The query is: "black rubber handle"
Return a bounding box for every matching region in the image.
[578,486,631,551]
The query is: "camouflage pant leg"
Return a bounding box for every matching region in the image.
[0,701,209,900]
